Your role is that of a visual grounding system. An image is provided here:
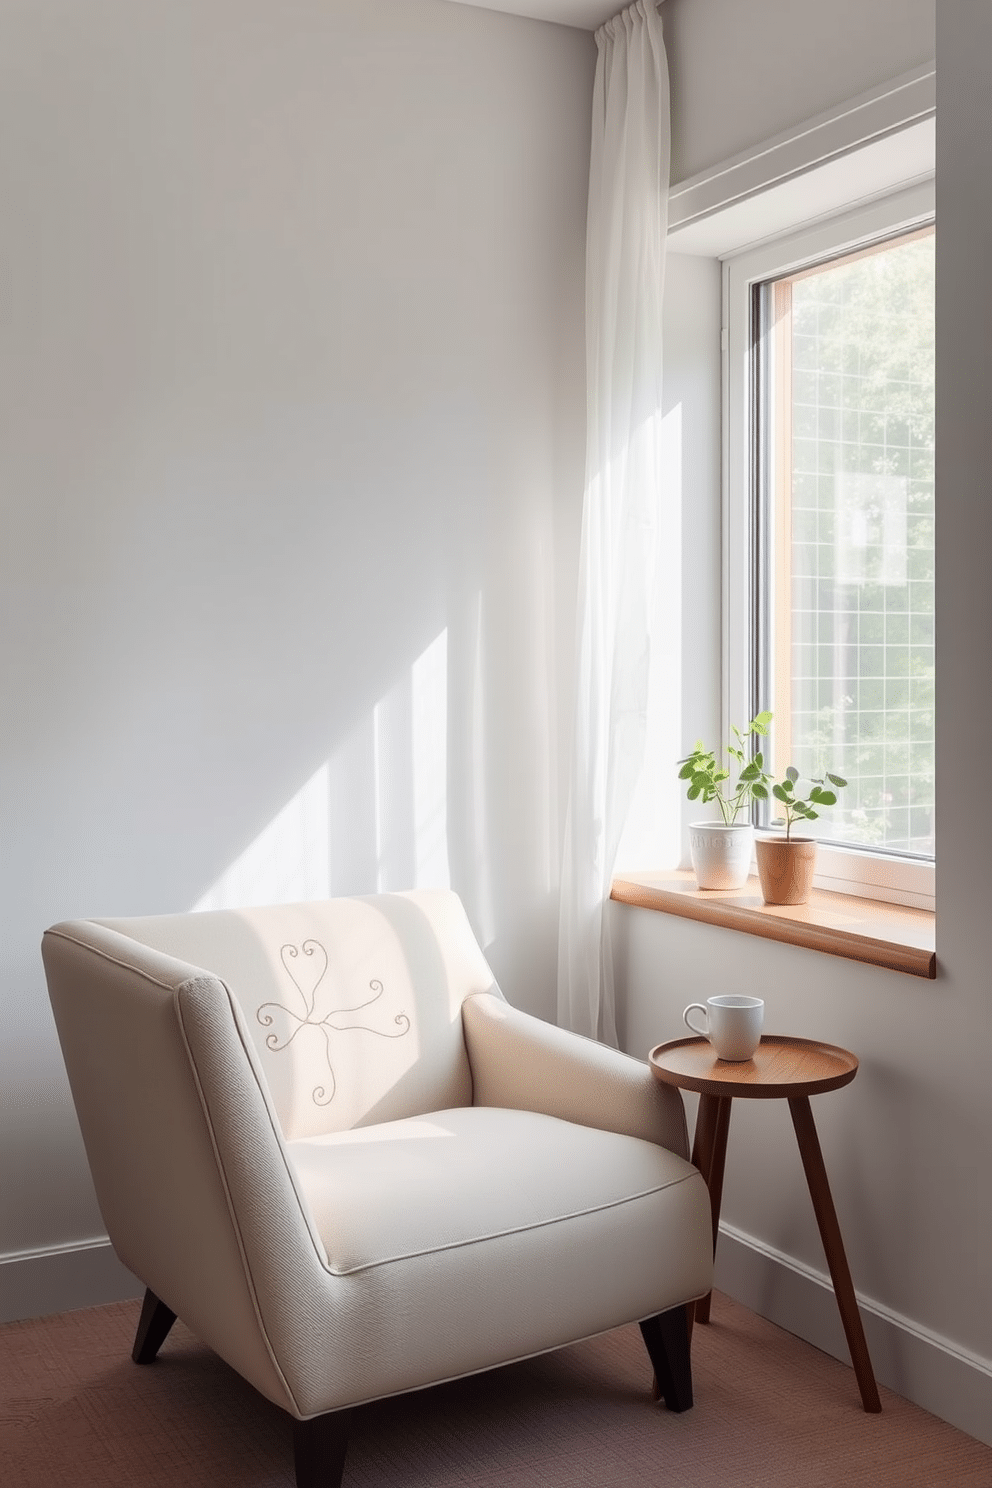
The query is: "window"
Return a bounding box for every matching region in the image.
[759,228,935,854]
[725,184,935,907]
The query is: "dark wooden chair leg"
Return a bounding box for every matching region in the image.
[132,1288,177,1364]
[293,1409,353,1488]
[639,1304,694,1412]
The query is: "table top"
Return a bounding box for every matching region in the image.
[648,1034,859,1099]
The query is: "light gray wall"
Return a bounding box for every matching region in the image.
[663,0,935,184]
[616,0,992,1445]
[0,0,593,1290]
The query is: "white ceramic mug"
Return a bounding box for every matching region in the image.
[683,995,764,1062]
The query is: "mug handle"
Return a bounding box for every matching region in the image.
[683,1003,708,1038]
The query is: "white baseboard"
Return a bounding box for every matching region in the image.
[715,1220,992,1449]
[0,1237,142,1324]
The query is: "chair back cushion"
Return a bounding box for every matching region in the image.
[97,891,490,1139]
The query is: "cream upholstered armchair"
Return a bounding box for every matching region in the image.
[43,890,713,1487]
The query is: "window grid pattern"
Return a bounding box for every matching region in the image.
[785,233,934,856]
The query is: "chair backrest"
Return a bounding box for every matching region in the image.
[92,890,495,1140]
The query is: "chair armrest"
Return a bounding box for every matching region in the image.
[461,992,689,1161]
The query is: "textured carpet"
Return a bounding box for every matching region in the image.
[2,1291,991,1487]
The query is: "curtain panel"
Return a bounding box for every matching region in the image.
[557,0,670,1044]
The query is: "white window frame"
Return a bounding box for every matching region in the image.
[723,181,936,911]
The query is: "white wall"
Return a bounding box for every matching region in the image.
[616,0,992,1447]
[663,0,935,185]
[0,0,594,1317]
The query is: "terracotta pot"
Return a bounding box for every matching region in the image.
[755,836,817,905]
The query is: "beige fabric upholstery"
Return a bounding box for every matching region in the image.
[462,990,690,1157]
[43,890,713,1422]
[96,893,484,1139]
[288,1107,696,1274]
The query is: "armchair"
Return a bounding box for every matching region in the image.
[43,890,712,1487]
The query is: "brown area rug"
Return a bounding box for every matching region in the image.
[2,1292,991,1487]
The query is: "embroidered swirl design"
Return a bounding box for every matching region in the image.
[256,940,410,1106]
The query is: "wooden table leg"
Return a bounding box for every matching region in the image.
[788,1095,882,1413]
[691,1094,732,1327]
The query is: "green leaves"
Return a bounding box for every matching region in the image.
[676,715,847,839]
[770,764,848,839]
[677,715,775,825]
[739,752,765,781]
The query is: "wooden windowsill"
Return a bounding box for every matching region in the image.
[610,869,936,979]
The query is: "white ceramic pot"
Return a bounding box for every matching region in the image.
[688,821,754,890]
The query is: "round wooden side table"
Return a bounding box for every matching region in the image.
[649,1034,881,1413]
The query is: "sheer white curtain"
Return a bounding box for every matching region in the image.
[557,0,670,1044]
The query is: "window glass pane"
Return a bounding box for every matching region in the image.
[766,229,934,857]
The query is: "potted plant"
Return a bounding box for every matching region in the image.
[678,713,773,889]
[755,767,848,905]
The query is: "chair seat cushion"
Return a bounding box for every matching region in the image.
[287,1105,699,1275]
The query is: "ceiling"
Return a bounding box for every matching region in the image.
[445,0,620,32]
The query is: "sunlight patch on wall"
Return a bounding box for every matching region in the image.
[411,630,450,889]
[194,631,451,911]
[195,763,331,910]
[467,592,495,946]
[370,629,451,892]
